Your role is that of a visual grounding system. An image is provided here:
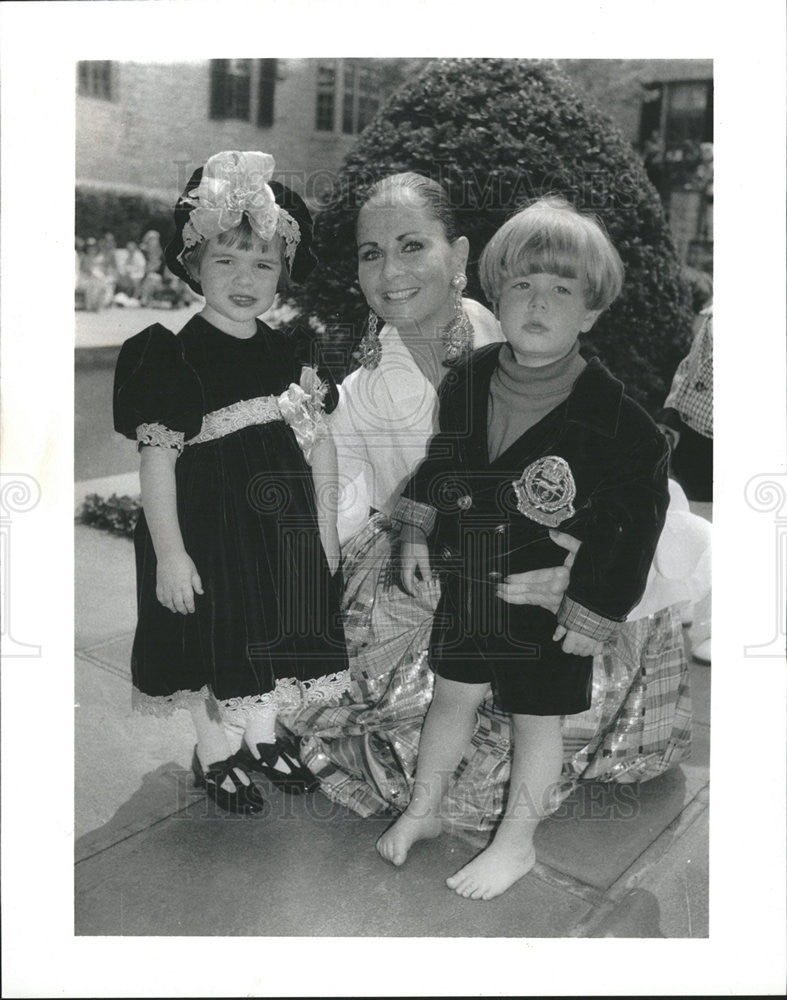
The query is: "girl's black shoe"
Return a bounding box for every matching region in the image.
[191,748,265,814]
[241,739,319,795]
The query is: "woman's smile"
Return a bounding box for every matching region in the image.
[382,287,419,302]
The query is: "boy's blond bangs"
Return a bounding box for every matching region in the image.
[480,199,624,311]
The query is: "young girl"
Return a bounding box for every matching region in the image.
[384,197,670,898]
[113,150,348,814]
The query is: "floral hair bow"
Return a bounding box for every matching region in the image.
[180,151,301,268]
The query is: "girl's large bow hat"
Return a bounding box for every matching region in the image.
[164,150,318,294]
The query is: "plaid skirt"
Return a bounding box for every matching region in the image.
[280,514,692,835]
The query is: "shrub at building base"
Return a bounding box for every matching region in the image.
[291,58,694,414]
[76,185,174,246]
[78,493,140,539]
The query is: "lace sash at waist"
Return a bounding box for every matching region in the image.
[186,396,282,446]
[136,396,284,452]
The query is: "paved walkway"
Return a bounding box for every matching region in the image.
[74,474,711,938]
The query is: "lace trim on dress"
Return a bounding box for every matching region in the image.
[131,672,351,719]
[301,669,352,704]
[136,422,186,454]
[186,395,282,447]
[132,684,213,716]
[139,369,328,458]
[221,670,351,719]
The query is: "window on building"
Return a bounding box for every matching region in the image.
[77,61,114,101]
[315,61,337,131]
[257,58,277,128]
[317,59,380,135]
[342,61,380,135]
[664,81,713,147]
[210,59,252,121]
[639,79,713,155]
[356,66,380,132]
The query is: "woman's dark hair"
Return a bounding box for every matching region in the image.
[358,172,460,242]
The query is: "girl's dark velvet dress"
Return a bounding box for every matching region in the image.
[113,314,348,716]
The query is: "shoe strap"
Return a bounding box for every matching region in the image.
[254,741,282,767]
[204,751,250,785]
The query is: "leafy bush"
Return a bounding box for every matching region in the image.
[78,493,140,539]
[290,58,694,412]
[76,185,174,246]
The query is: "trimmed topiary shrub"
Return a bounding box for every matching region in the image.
[290,58,694,413]
[75,185,174,247]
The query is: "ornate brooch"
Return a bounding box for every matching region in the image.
[512,455,577,527]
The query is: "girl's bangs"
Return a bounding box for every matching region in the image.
[216,219,269,254]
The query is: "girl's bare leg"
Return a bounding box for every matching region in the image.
[376,676,490,866]
[190,695,252,791]
[447,713,563,900]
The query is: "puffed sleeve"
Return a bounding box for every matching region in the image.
[284,324,340,414]
[113,324,204,452]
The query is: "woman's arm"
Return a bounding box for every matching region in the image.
[140,445,203,614]
[310,422,341,575]
[330,380,375,547]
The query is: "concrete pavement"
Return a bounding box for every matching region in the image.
[74,472,711,938]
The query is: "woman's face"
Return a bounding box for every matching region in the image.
[357,190,468,339]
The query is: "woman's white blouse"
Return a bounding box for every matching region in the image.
[331,299,504,545]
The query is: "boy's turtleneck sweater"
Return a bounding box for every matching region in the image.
[487,340,587,462]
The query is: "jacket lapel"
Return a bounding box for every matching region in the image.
[459,347,500,469]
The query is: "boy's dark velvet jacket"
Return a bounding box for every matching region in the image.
[395,343,670,643]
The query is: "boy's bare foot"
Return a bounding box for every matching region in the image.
[376,812,442,866]
[446,842,536,900]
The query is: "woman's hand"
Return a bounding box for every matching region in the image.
[552,625,604,657]
[399,523,432,597]
[496,529,580,612]
[156,550,204,614]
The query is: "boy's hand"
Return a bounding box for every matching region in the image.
[657,423,681,453]
[156,551,204,614]
[552,625,604,657]
[399,524,432,597]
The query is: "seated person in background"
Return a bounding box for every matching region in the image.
[658,305,713,503]
[76,237,114,312]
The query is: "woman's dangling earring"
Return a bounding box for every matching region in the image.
[358,309,382,370]
[441,273,474,363]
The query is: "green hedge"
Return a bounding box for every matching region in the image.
[78,493,140,539]
[290,58,694,413]
[76,186,174,246]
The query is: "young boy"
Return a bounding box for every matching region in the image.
[378,197,670,899]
